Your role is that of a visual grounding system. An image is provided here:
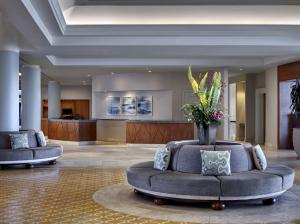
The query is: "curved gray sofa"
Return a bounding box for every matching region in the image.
[0,130,63,168]
[127,140,295,209]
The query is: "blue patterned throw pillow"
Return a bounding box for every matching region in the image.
[36,131,47,147]
[252,144,267,171]
[201,150,231,176]
[9,133,30,150]
[154,147,171,171]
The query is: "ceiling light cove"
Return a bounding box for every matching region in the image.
[61,5,300,25]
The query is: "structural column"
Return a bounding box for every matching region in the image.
[0,50,19,131]
[217,68,229,140]
[48,81,61,118]
[21,65,41,131]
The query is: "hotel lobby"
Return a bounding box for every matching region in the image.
[1,0,300,223]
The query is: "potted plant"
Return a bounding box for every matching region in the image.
[182,66,225,145]
[290,79,300,158]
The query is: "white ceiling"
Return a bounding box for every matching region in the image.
[1,0,300,85]
[63,5,300,25]
[74,0,300,5]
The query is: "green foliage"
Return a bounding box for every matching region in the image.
[182,65,224,125]
[290,79,300,113]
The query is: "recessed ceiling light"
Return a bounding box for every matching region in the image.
[111,72,114,75]
[148,70,152,73]
[19,72,21,76]
[87,74,91,77]
[239,68,244,71]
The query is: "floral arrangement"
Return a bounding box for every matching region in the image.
[182,65,225,126]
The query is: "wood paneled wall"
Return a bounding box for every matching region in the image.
[278,61,300,149]
[41,119,48,136]
[42,99,90,119]
[48,120,96,141]
[126,122,194,144]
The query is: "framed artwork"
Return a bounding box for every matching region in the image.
[137,96,153,115]
[106,96,121,115]
[121,97,136,115]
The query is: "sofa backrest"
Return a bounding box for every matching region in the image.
[174,145,214,174]
[0,131,19,149]
[19,129,38,148]
[215,144,254,172]
[167,140,200,171]
[0,130,38,149]
[168,141,255,173]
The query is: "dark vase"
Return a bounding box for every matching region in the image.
[196,123,218,145]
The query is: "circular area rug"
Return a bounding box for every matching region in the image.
[93,183,300,224]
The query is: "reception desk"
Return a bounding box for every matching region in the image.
[126,120,194,144]
[43,119,97,142]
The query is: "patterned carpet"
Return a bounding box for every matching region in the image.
[0,167,186,224]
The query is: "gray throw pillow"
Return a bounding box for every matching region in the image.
[201,150,231,176]
[154,147,171,171]
[252,144,267,170]
[36,131,47,147]
[9,133,30,150]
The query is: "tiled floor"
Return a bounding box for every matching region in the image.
[0,144,299,224]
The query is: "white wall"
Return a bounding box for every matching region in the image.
[92,72,192,121]
[42,85,92,100]
[265,67,278,149]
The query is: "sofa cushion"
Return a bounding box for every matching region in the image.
[215,144,253,173]
[20,130,38,148]
[9,133,29,150]
[218,171,282,198]
[262,165,295,190]
[36,131,47,147]
[0,149,33,162]
[31,144,63,159]
[127,167,163,190]
[252,144,267,170]
[176,145,214,174]
[154,147,171,171]
[201,150,231,176]
[150,172,220,197]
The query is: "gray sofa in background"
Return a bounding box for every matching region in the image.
[0,130,63,168]
[127,140,295,210]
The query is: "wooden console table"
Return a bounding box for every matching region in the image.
[45,119,97,142]
[126,120,194,144]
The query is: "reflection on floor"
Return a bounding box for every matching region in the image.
[0,144,299,224]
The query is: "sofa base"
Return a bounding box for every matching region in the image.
[0,156,60,165]
[133,186,286,202]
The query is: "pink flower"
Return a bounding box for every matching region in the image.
[210,111,224,121]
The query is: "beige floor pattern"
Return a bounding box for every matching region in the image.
[0,167,191,224]
[0,144,299,224]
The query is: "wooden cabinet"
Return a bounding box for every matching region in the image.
[42,99,90,120]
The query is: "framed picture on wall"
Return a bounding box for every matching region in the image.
[137,96,153,115]
[106,96,121,115]
[121,97,136,115]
